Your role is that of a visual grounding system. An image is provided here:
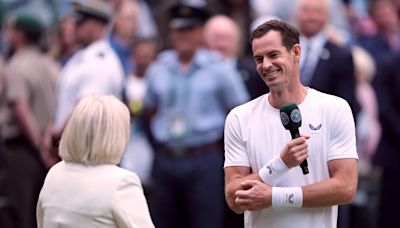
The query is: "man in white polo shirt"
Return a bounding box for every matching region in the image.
[224,19,358,228]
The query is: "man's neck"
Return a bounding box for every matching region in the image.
[268,83,308,109]
[179,51,196,71]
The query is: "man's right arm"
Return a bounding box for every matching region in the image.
[224,166,262,214]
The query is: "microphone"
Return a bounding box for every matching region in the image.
[279,103,309,175]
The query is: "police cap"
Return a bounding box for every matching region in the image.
[9,14,43,43]
[72,0,113,24]
[169,3,209,29]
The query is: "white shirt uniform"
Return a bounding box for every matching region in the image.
[224,88,358,228]
[55,39,124,129]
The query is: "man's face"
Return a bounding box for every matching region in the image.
[75,19,102,47]
[371,2,399,33]
[296,0,328,37]
[252,30,300,90]
[170,26,203,56]
[204,20,239,59]
[75,20,92,47]
[114,1,138,40]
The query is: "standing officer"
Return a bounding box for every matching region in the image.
[3,14,59,228]
[43,0,125,153]
[144,3,249,228]
[55,0,124,131]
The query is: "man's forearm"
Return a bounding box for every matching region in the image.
[302,175,357,207]
[13,102,40,148]
[225,171,262,213]
[302,159,358,207]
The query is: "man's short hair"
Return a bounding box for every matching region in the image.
[251,19,300,51]
[59,95,130,165]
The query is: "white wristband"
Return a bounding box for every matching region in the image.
[272,187,303,208]
[258,154,290,186]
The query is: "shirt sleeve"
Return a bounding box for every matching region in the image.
[217,63,250,109]
[36,196,44,228]
[224,109,251,168]
[112,173,155,228]
[328,99,359,161]
[5,66,30,102]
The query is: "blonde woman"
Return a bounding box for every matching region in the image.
[36,95,154,228]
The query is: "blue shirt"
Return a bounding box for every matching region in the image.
[109,35,133,76]
[144,48,249,148]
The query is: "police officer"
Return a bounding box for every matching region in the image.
[2,14,59,228]
[144,3,249,228]
[54,0,125,131]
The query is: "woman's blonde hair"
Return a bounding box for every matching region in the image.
[59,95,130,165]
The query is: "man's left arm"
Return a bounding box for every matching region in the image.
[302,158,357,207]
[237,158,357,210]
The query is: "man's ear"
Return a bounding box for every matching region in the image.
[292,44,301,63]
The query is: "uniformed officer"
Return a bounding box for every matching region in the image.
[144,3,249,228]
[54,0,125,131]
[2,14,60,228]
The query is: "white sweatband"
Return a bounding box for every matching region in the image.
[272,187,303,208]
[258,154,290,186]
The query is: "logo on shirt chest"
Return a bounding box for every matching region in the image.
[309,123,322,131]
[303,123,322,135]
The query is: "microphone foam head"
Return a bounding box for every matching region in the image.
[279,103,302,130]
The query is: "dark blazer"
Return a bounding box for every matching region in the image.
[359,34,394,62]
[372,55,400,171]
[309,41,360,117]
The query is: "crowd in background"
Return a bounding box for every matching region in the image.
[0,0,399,227]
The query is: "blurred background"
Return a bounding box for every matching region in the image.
[0,0,399,227]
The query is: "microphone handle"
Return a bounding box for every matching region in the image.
[300,160,309,175]
[290,129,309,175]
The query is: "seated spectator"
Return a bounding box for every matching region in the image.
[36,95,154,228]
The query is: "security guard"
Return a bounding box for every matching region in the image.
[55,0,124,130]
[144,3,249,228]
[2,14,59,228]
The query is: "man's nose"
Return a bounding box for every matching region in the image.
[262,57,272,70]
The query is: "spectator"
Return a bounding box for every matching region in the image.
[144,3,249,228]
[372,53,400,228]
[359,0,400,61]
[120,38,158,186]
[109,0,139,76]
[352,46,381,174]
[37,95,154,228]
[204,15,267,99]
[294,0,360,118]
[2,14,59,228]
[47,14,77,66]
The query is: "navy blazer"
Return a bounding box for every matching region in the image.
[309,41,360,117]
[373,55,400,171]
